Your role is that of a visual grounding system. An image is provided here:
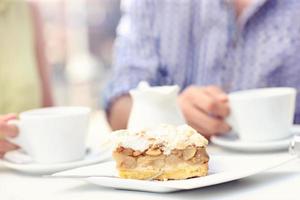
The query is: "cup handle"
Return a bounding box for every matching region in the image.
[7,120,26,149]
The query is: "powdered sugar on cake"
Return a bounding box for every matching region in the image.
[112,124,208,155]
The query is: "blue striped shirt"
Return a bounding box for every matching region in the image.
[104,0,300,122]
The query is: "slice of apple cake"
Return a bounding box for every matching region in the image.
[112,124,209,181]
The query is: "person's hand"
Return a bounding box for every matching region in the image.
[0,114,19,158]
[178,85,231,138]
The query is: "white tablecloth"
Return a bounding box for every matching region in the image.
[1,111,300,200]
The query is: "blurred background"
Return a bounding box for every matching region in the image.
[38,0,121,109]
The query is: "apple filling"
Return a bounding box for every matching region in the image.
[113,144,209,181]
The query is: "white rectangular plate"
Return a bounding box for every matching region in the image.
[52,154,297,193]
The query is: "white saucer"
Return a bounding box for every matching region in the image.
[51,154,297,193]
[0,148,112,175]
[211,125,300,152]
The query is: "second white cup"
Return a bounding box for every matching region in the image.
[227,87,296,142]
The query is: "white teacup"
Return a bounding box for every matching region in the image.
[227,87,296,142]
[9,107,91,164]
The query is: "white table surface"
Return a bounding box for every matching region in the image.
[1,111,300,200]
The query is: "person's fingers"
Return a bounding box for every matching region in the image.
[195,110,230,134]
[190,89,219,115]
[0,140,19,152]
[0,113,18,137]
[186,86,229,118]
[0,121,18,137]
[180,101,210,136]
[0,152,4,158]
[188,119,213,138]
[204,86,228,102]
[0,113,17,122]
[203,87,230,118]
[182,103,230,137]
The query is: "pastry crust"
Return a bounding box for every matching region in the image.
[118,162,208,181]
